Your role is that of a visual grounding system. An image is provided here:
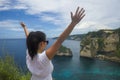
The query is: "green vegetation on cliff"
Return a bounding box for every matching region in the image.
[97,38,105,51]
[115,28,120,57]
[86,30,113,38]
[81,37,91,45]
[56,45,72,56]
[59,45,68,53]
[59,45,71,53]
[80,28,120,59]
[0,54,30,80]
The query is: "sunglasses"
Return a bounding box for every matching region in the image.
[44,40,49,45]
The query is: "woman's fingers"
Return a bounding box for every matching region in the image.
[74,7,85,18]
[75,7,80,15]
[71,6,85,24]
[71,12,73,19]
[80,14,85,21]
[78,8,83,16]
[79,9,85,18]
[78,8,84,17]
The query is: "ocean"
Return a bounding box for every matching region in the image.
[0,39,120,80]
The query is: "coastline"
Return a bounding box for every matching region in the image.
[95,55,120,63]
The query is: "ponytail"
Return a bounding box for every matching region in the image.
[26,31,46,60]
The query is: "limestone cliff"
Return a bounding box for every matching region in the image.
[56,45,72,56]
[80,28,120,62]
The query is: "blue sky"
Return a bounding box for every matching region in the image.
[0,0,120,39]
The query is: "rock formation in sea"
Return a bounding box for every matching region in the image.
[80,28,120,62]
[56,45,72,56]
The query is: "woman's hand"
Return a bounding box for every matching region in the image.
[20,22,29,38]
[20,22,26,28]
[71,7,85,25]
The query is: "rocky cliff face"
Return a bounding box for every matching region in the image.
[80,28,120,62]
[56,45,72,56]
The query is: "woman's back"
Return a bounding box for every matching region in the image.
[26,50,53,80]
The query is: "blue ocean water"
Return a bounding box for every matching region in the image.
[0,39,120,80]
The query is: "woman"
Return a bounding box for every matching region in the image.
[21,7,85,80]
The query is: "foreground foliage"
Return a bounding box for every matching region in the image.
[0,54,31,80]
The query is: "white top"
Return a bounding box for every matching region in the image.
[26,50,53,80]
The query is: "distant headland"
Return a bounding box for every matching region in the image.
[80,28,120,62]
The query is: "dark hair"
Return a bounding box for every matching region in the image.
[27,31,46,60]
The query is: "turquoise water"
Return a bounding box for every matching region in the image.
[0,39,120,80]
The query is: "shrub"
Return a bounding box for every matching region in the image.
[115,28,120,57]
[0,54,30,80]
[97,38,104,51]
[82,38,91,45]
[115,48,120,57]
[59,45,68,53]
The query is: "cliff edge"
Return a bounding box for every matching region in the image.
[80,28,120,62]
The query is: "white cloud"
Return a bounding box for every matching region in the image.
[0,20,36,31]
[17,0,74,14]
[72,21,114,34]
[0,6,10,11]
[1,0,120,23]
[0,0,11,11]
[0,0,120,38]
[75,21,110,30]
[0,20,45,38]
[0,0,27,11]
[0,20,19,28]
[10,28,24,31]
[10,27,36,32]
[16,0,120,28]
[13,4,28,9]
[39,14,63,26]
[0,0,11,6]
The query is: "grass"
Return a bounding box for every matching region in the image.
[0,54,31,80]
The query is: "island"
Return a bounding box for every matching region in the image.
[56,45,72,57]
[80,28,120,62]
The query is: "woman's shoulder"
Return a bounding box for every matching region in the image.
[37,51,51,64]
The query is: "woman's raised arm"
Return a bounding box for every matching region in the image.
[46,7,85,60]
[20,22,29,38]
